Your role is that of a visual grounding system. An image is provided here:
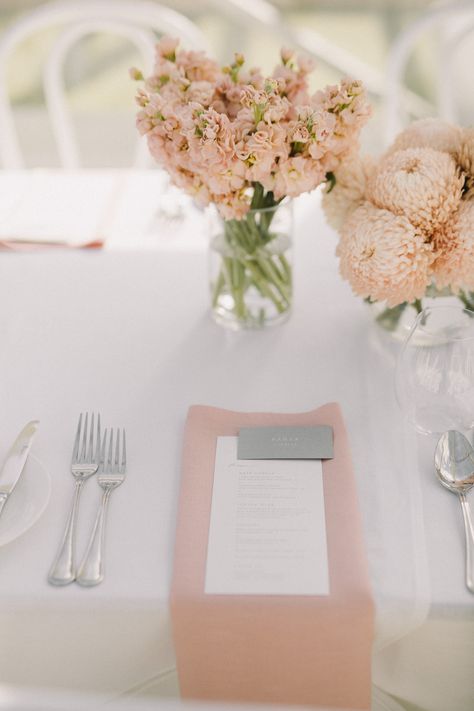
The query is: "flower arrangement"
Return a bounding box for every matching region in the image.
[132,37,370,328]
[322,118,474,331]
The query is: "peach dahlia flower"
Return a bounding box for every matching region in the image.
[368,147,463,232]
[386,118,462,158]
[433,201,474,292]
[321,153,374,231]
[458,127,474,175]
[337,202,434,306]
[458,127,474,198]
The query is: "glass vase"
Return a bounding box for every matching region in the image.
[368,285,474,343]
[209,200,293,330]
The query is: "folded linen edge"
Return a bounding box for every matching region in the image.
[0,239,104,251]
[185,401,342,423]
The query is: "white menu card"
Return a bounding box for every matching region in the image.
[205,436,329,595]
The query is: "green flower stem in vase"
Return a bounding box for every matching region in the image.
[209,185,293,330]
[368,285,474,342]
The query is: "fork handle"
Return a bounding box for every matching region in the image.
[48,479,84,585]
[76,488,112,587]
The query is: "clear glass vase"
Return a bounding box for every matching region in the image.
[209,200,293,330]
[368,285,474,343]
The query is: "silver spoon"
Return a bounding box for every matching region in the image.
[435,430,474,593]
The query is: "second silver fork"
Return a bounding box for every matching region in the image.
[76,428,126,586]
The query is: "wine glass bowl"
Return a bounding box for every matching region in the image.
[395,306,474,436]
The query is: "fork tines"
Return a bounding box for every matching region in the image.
[72,412,101,465]
[102,428,127,474]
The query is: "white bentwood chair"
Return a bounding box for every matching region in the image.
[0,0,208,168]
[384,0,474,145]
[208,0,384,95]
[209,0,443,156]
[209,0,438,125]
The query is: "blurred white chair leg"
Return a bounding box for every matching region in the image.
[43,21,156,170]
[0,0,209,169]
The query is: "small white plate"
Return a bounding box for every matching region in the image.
[0,455,51,546]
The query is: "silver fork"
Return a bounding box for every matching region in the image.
[48,413,101,586]
[76,428,126,586]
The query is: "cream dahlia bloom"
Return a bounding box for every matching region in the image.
[337,202,434,307]
[386,118,462,158]
[458,127,474,198]
[433,201,474,292]
[321,153,374,231]
[458,127,474,175]
[368,147,463,232]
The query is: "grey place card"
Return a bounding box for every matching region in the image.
[237,426,334,460]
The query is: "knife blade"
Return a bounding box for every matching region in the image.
[0,420,39,517]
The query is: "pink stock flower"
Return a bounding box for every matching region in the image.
[322,153,375,231]
[274,156,324,199]
[214,192,250,220]
[280,47,294,65]
[134,37,371,220]
[297,54,316,74]
[207,159,246,196]
[156,36,179,60]
[433,201,474,292]
[247,122,286,158]
[272,56,313,107]
[290,122,311,144]
[176,50,220,83]
[186,80,215,107]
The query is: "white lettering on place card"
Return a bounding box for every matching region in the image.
[205,437,330,596]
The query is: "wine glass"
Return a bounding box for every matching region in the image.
[395,305,474,437]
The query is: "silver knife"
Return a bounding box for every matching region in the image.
[0,421,39,517]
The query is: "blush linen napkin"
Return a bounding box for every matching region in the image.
[0,170,124,250]
[171,403,374,710]
[0,239,103,251]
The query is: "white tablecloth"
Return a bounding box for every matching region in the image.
[0,188,472,711]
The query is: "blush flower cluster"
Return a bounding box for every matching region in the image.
[133,37,371,220]
[323,118,474,307]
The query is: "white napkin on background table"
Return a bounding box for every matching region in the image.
[0,169,201,250]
